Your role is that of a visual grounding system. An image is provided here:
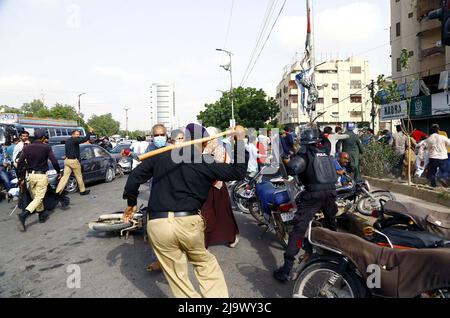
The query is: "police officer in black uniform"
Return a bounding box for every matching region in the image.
[274,127,338,282]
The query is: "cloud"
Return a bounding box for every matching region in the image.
[93,67,147,87]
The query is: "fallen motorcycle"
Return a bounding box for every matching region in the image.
[88,205,146,238]
[292,222,450,298]
[336,175,395,216]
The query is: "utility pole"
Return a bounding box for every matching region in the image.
[369,80,376,131]
[216,48,235,128]
[77,93,86,126]
[306,0,317,123]
[124,108,130,138]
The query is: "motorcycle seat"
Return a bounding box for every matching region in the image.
[383,201,450,240]
[311,227,450,298]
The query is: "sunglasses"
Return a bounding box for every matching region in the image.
[153,134,166,137]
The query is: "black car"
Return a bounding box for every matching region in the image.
[48,144,117,193]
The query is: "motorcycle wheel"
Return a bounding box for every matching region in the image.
[233,182,251,214]
[88,219,133,232]
[356,191,396,216]
[293,262,368,298]
[248,198,265,224]
[273,214,289,248]
[236,197,250,214]
[115,165,124,178]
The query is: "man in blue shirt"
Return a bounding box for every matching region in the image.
[333,152,351,185]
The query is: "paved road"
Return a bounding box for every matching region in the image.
[0,177,292,298]
[0,177,448,298]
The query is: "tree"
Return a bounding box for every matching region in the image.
[0,105,22,114]
[51,103,79,120]
[197,87,279,130]
[87,113,121,137]
[118,130,148,139]
[21,99,47,115]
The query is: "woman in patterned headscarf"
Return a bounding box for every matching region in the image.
[201,127,240,248]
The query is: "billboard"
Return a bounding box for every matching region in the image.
[380,101,408,121]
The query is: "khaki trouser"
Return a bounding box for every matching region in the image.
[26,173,48,213]
[56,159,86,194]
[147,213,229,298]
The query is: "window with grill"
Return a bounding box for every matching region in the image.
[350,66,362,74]
[350,95,362,103]
[350,80,362,89]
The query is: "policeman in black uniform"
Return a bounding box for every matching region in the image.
[274,127,338,282]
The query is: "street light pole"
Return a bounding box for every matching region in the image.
[77,93,86,126]
[216,48,235,128]
[124,108,130,138]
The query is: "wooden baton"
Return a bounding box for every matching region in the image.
[137,125,246,162]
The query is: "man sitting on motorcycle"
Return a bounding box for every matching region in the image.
[334,152,351,186]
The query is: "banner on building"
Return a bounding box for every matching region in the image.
[432,92,450,116]
[0,113,19,124]
[380,101,408,121]
[409,95,432,118]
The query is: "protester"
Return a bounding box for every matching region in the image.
[202,127,240,249]
[418,124,450,188]
[334,152,351,186]
[324,126,348,158]
[170,129,185,145]
[13,131,30,167]
[390,125,409,178]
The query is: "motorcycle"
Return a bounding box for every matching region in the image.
[292,221,450,298]
[231,164,287,214]
[88,205,146,239]
[247,163,302,247]
[335,175,395,216]
[365,200,450,249]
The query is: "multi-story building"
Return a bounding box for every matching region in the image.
[389,0,450,132]
[276,57,372,129]
[149,83,176,131]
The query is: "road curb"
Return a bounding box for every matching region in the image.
[364,176,450,208]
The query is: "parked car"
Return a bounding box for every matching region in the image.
[48,144,117,193]
[109,143,132,174]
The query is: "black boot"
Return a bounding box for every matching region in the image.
[38,211,49,223]
[18,210,31,232]
[273,259,294,283]
[80,190,90,196]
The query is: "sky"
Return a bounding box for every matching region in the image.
[0,0,391,131]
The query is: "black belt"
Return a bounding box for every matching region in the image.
[28,170,47,175]
[149,211,200,220]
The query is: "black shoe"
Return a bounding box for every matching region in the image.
[80,190,91,196]
[273,264,292,283]
[18,210,31,232]
[38,211,49,223]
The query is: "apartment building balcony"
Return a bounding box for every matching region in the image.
[421,45,446,59]
[417,0,441,20]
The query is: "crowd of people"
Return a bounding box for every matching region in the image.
[2,119,449,299]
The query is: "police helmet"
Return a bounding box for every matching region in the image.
[300,128,320,145]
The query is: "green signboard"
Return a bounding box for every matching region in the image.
[409,95,432,119]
